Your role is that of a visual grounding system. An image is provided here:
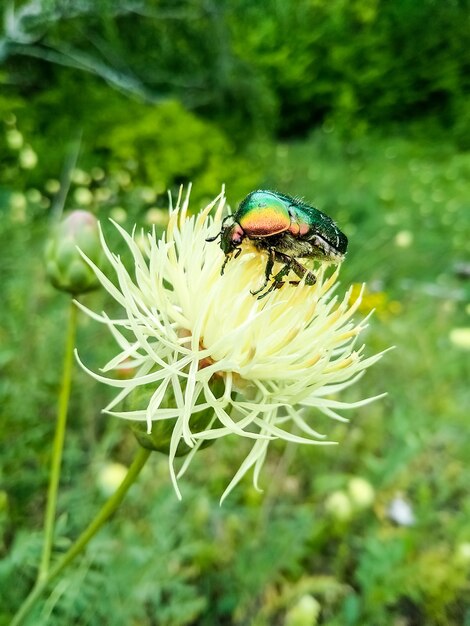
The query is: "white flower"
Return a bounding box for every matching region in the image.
[76,188,387,501]
[387,495,415,526]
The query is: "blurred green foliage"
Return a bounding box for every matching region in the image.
[1,129,469,625]
[1,0,469,142]
[0,86,260,214]
[0,0,469,625]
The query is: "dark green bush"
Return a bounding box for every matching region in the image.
[229,0,470,140]
[2,0,468,141]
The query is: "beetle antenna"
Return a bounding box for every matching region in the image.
[206,230,221,242]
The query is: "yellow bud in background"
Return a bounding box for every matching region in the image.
[45,210,102,295]
[97,463,128,497]
[6,129,24,150]
[347,476,375,509]
[449,328,470,350]
[455,543,470,564]
[325,491,352,521]
[110,207,127,223]
[140,186,156,203]
[45,179,61,194]
[285,595,321,626]
[394,230,413,248]
[146,207,169,226]
[71,168,91,185]
[19,145,38,169]
[73,187,94,206]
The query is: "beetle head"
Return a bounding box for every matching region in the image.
[208,215,245,255]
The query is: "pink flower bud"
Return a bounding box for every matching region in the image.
[45,210,102,295]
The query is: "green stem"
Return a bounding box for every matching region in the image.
[10,447,151,626]
[37,299,78,584]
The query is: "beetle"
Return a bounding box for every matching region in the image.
[207,189,348,299]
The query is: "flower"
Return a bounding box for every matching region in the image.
[387,494,415,526]
[76,188,387,501]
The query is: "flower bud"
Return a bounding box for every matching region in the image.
[455,542,470,564]
[45,179,61,194]
[325,490,352,521]
[394,230,413,248]
[131,403,219,457]
[348,476,375,509]
[285,595,321,626]
[74,187,94,206]
[131,377,224,457]
[19,145,38,169]
[449,327,470,350]
[6,129,23,150]
[97,462,128,497]
[45,210,102,295]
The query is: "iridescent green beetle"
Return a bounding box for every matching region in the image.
[207,189,348,299]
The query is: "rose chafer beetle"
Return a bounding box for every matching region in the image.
[207,189,348,299]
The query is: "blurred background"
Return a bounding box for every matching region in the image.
[0,1,469,624]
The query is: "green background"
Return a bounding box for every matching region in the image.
[1,1,469,624]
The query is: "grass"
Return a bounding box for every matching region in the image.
[0,128,469,625]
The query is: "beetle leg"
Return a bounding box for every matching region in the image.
[220,247,242,275]
[220,254,230,275]
[251,248,275,296]
[276,254,316,286]
[304,272,317,286]
[257,261,293,299]
[292,258,316,285]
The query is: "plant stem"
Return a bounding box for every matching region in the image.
[37,298,78,584]
[10,446,151,626]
